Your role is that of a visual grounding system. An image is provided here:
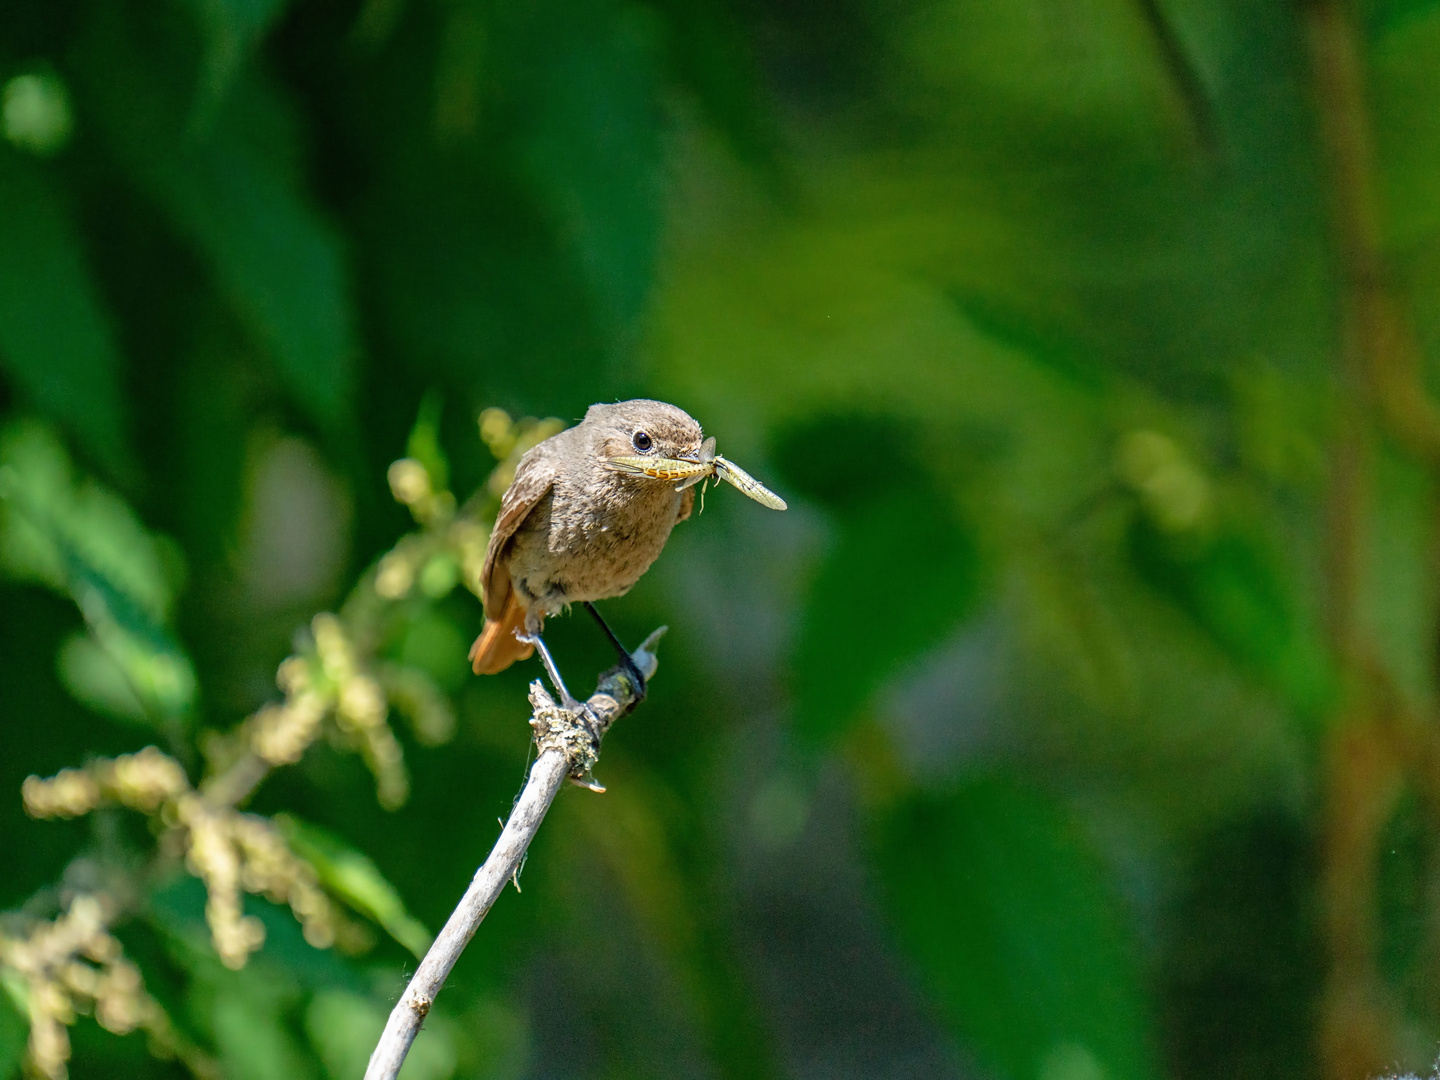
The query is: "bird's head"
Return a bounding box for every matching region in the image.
[592,399,787,510]
[588,399,705,466]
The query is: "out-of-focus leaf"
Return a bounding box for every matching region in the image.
[0,420,195,724]
[405,391,449,494]
[0,422,165,612]
[1370,0,1440,37]
[76,11,355,426]
[770,412,917,510]
[1127,518,1334,719]
[875,778,1155,1080]
[185,0,292,119]
[56,631,148,723]
[213,985,320,1080]
[892,0,1178,137]
[649,0,776,166]
[276,815,433,958]
[791,486,980,745]
[154,127,354,426]
[0,154,127,467]
[392,610,470,695]
[364,168,611,407]
[544,770,782,1080]
[305,989,458,1080]
[149,875,360,990]
[1,73,75,157]
[1377,791,1430,1012]
[0,978,24,1080]
[451,996,530,1080]
[1157,813,1318,1076]
[1373,8,1440,245]
[1365,446,1437,709]
[514,0,665,344]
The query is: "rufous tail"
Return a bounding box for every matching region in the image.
[469,592,535,674]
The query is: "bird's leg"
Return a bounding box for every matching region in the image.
[516,632,600,743]
[583,602,647,703]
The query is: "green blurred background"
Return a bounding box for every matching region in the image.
[5,0,1440,1077]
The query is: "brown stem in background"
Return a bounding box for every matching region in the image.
[1307,0,1440,468]
[1304,0,1440,1074]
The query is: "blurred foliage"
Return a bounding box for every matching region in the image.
[5,0,1440,1079]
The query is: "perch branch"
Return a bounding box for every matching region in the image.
[363,628,665,1080]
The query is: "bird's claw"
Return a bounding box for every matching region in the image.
[620,654,648,703]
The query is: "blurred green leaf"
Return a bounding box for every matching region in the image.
[56,631,148,724]
[1364,445,1437,710]
[1370,0,1440,41]
[185,0,292,120]
[149,875,361,990]
[77,10,355,426]
[792,484,980,745]
[1127,518,1334,719]
[1377,790,1429,1011]
[406,391,449,494]
[0,154,127,467]
[0,420,196,724]
[875,778,1155,1080]
[515,0,665,343]
[547,771,784,1080]
[305,989,458,1080]
[151,119,355,427]
[391,609,471,694]
[0,979,24,1080]
[1373,7,1440,245]
[649,0,776,167]
[770,412,916,510]
[213,984,320,1080]
[1,72,75,158]
[277,814,433,958]
[450,996,530,1080]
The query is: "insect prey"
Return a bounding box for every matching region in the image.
[605,434,787,511]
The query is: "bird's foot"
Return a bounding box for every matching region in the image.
[619,653,648,704]
[582,602,648,709]
[518,632,601,745]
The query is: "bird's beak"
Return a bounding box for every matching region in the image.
[604,455,711,482]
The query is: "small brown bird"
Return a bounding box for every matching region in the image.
[469,399,784,696]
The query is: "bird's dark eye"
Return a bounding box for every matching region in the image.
[632,431,653,452]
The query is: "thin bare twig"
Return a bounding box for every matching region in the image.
[363,630,664,1080]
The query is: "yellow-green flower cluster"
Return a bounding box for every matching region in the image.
[175,797,336,968]
[22,748,343,971]
[478,408,565,500]
[373,455,488,603]
[0,895,172,1080]
[21,745,188,819]
[7,405,554,1076]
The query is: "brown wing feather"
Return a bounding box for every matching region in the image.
[479,445,557,618]
[677,485,695,523]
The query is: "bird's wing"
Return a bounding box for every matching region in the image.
[480,447,556,618]
[677,484,696,523]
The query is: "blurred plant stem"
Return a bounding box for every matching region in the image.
[1307,0,1440,1074]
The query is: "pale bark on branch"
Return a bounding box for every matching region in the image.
[363,631,663,1080]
